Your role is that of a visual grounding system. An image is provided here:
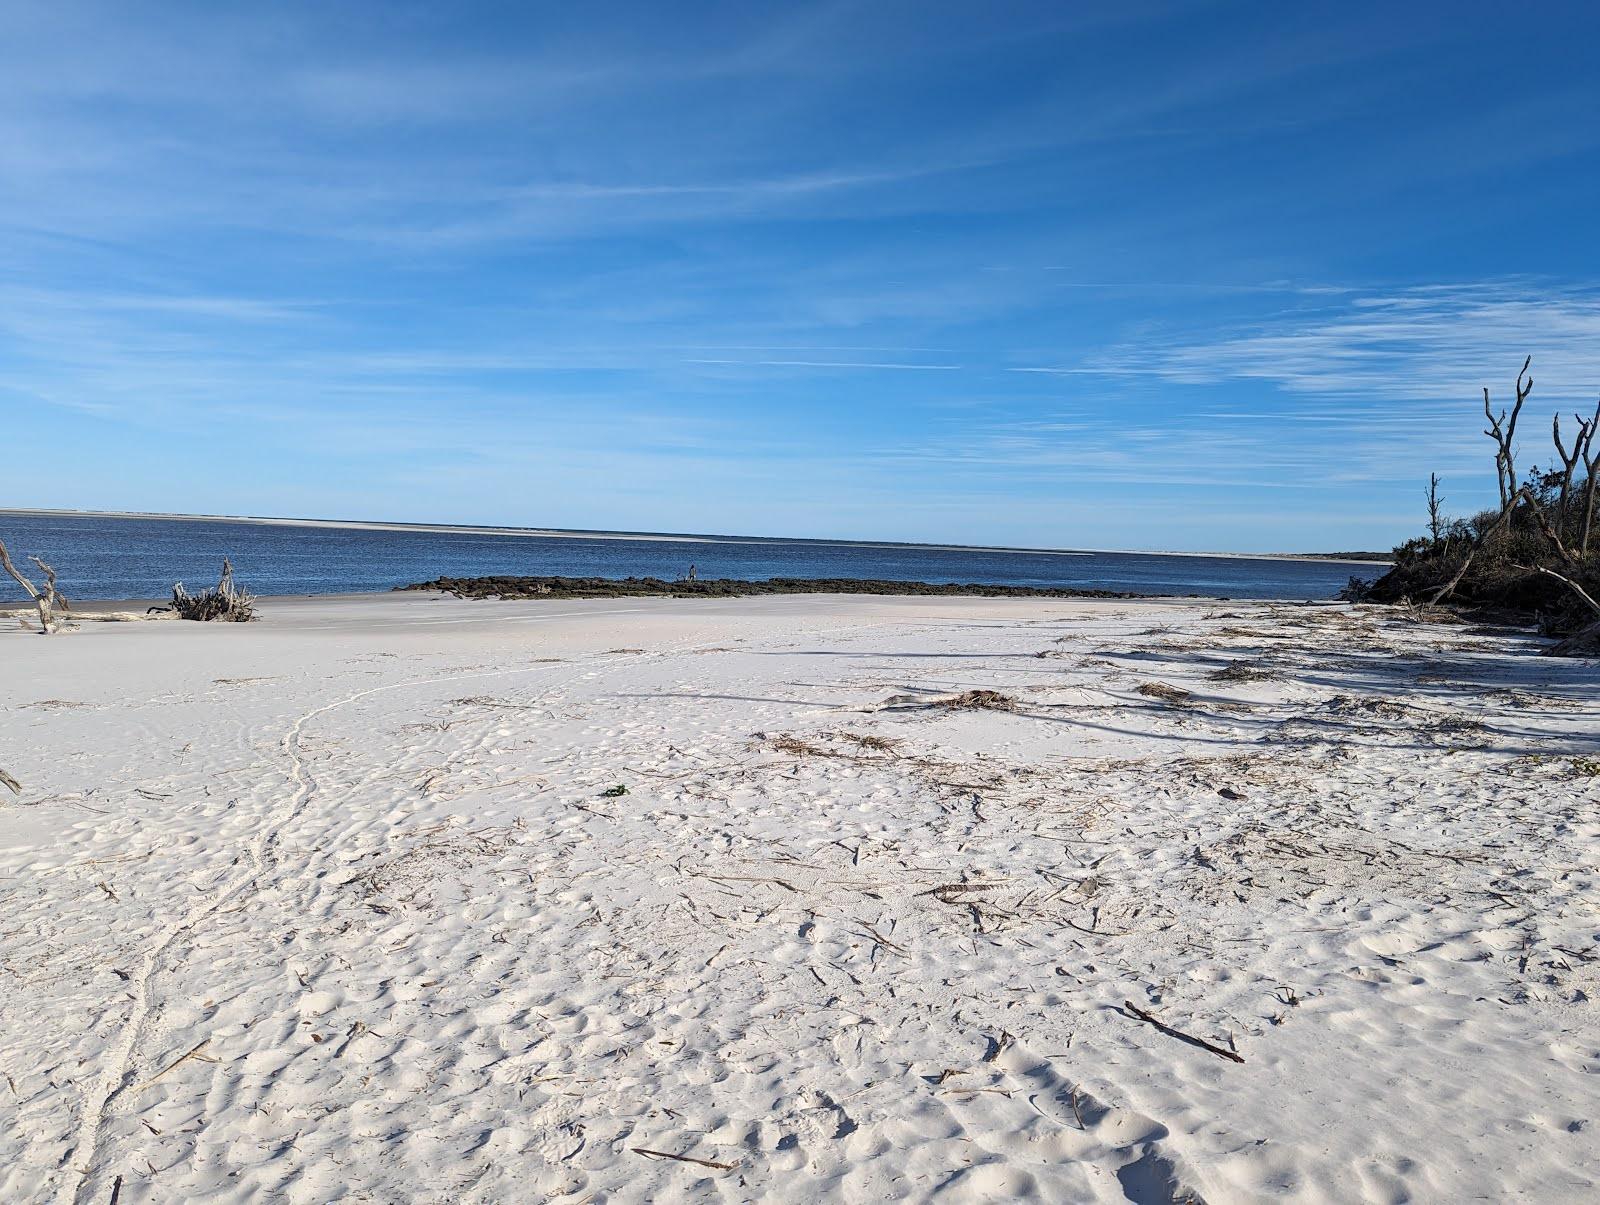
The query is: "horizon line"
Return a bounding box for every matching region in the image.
[0,506,1394,565]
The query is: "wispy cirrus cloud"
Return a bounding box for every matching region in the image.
[1080,281,1600,405]
[684,358,961,371]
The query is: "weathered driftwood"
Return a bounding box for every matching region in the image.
[0,538,70,634]
[169,558,257,622]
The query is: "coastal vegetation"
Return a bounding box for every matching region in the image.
[1363,357,1600,655]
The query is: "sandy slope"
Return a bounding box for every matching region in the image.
[1,593,1596,1203]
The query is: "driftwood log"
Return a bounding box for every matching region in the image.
[0,538,70,634]
[168,558,257,622]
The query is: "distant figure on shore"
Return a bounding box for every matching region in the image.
[687,564,697,581]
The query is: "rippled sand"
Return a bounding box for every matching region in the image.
[2,593,1596,1202]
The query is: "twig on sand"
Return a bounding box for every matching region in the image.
[1065,914,1127,937]
[137,1039,218,1090]
[859,922,907,955]
[697,873,801,893]
[0,768,19,795]
[631,1147,738,1171]
[981,1030,1015,1063]
[1068,1087,1086,1129]
[1121,1001,1244,1064]
[915,881,1007,901]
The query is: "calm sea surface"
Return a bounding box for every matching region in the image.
[0,513,1374,602]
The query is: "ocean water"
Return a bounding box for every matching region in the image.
[0,512,1375,602]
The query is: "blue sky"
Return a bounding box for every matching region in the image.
[4,1,1600,551]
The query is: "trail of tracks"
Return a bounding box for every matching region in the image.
[58,617,881,1203]
[59,656,615,1203]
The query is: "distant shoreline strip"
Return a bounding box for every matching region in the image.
[0,508,1392,566]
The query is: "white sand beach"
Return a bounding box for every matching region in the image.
[2,593,1597,1203]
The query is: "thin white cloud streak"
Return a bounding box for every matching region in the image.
[0,0,1456,252]
[502,165,972,203]
[985,274,1355,297]
[1081,282,1600,404]
[1007,366,1099,375]
[374,162,993,248]
[0,286,316,324]
[672,345,955,353]
[991,282,1600,504]
[684,359,962,371]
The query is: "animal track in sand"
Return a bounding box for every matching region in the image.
[55,652,651,1203]
[54,623,911,1202]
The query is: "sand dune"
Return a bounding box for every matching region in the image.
[1,593,1596,1202]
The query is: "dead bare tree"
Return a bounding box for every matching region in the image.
[1579,398,1600,555]
[0,539,70,634]
[1426,473,1444,541]
[1551,411,1591,542]
[1483,355,1533,511]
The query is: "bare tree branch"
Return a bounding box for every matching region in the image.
[1580,398,1600,556]
[1552,412,1587,542]
[1518,563,1600,618]
[1521,486,1580,568]
[1483,356,1532,508]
